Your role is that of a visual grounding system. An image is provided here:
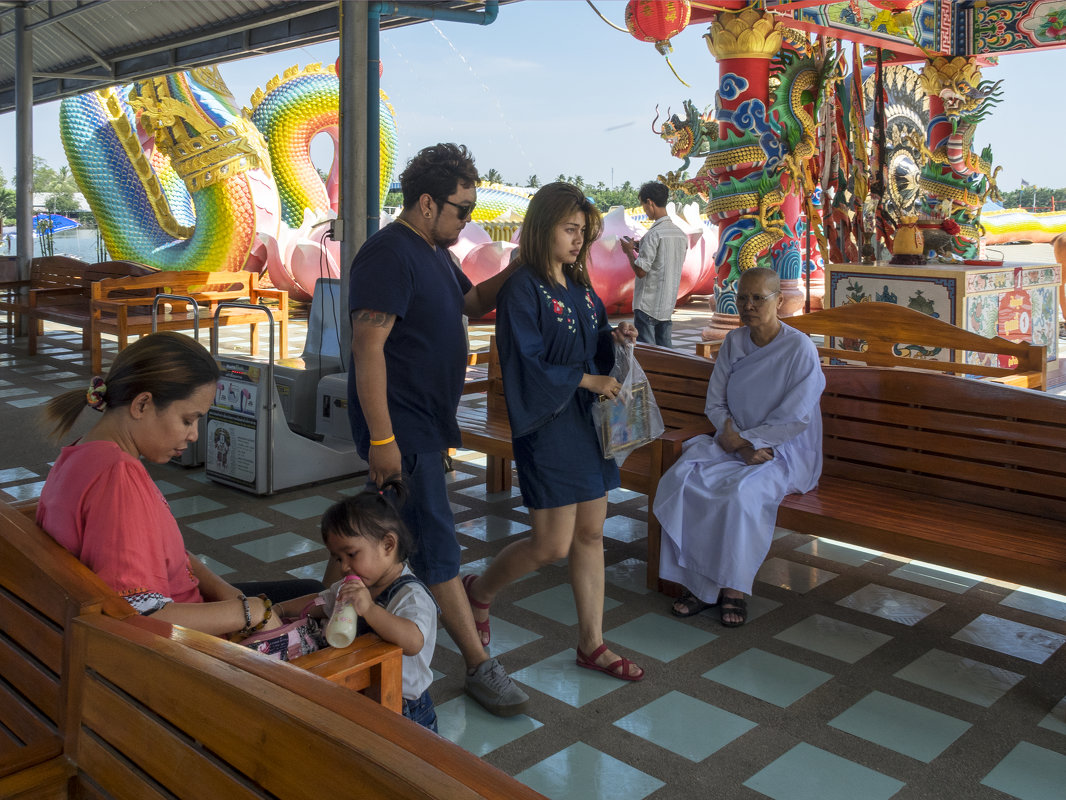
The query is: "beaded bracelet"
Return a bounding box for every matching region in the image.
[248,598,274,633]
[236,593,252,633]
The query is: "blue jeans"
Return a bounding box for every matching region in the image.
[633,308,673,348]
[403,689,438,732]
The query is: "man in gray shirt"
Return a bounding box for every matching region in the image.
[621,181,689,347]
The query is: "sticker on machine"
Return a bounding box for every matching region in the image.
[206,413,257,486]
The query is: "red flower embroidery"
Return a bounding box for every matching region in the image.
[551,299,565,316]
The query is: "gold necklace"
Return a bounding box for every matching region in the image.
[395,217,435,249]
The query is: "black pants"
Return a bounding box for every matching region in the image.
[232,578,324,603]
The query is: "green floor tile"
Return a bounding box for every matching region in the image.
[436,695,541,756]
[982,742,1066,800]
[614,691,755,762]
[516,742,664,800]
[703,648,832,707]
[606,613,716,663]
[829,691,971,762]
[775,614,892,663]
[744,742,904,800]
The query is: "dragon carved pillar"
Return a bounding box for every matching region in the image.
[916,56,1001,259]
[701,7,800,340]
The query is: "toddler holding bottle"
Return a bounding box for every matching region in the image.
[276,477,439,731]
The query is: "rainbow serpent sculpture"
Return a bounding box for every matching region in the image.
[60,64,398,301]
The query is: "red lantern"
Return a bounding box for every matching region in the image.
[625,0,691,56]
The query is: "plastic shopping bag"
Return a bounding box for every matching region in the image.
[590,342,665,466]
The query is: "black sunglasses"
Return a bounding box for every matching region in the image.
[440,199,476,221]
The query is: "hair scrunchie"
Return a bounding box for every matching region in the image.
[86,376,108,410]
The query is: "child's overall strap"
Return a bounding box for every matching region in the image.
[356,573,439,637]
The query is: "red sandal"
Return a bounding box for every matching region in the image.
[462,574,492,647]
[576,643,644,682]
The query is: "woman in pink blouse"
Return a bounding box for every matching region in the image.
[37,332,296,638]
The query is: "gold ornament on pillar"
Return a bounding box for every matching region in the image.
[919,56,982,100]
[704,8,782,61]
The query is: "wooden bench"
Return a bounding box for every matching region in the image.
[650,366,1066,596]
[0,257,160,359]
[456,338,714,588]
[696,301,1048,390]
[90,269,290,373]
[0,499,133,782]
[0,613,546,799]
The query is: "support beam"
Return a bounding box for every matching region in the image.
[338,0,369,371]
[15,4,34,287]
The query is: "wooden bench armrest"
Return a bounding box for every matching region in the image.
[985,371,1046,391]
[290,633,403,711]
[90,298,135,319]
[659,419,716,468]
[251,287,288,304]
[661,419,716,443]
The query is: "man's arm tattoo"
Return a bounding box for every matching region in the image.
[353,309,394,328]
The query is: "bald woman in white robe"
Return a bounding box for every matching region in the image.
[653,268,824,625]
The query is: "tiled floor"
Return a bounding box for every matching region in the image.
[3,294,1066,799]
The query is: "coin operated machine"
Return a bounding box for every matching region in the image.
[205,282,365,495]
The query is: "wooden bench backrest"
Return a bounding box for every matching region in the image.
[485,338,713,431]
[28,257,93,291]
[820,366,1066,522]
[0,500,132,772]
[785,302,1047,390]
[69,614,545,800]
[633,342,713,432]
[84,260,159,282]
[92,269,254,300]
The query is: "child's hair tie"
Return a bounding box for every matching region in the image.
[86,376,108,410]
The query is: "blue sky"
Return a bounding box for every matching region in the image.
[2,1,1063,191]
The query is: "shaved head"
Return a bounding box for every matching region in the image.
[738,267,780,294]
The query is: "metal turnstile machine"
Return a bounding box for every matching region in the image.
[205,280,365,494]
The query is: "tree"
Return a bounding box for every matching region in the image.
[527,174,540,189]
[481,168,504,185]
[0,186,14,224]
[587,183,640,211]
[997,186,1065,211]
[32,156,60,192]
[46,190,79,216]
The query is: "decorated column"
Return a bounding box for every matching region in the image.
[916,56,1001,259]
[700,8,819,341]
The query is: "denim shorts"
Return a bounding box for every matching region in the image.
[370,451,460,587]
[402,688,438,732]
